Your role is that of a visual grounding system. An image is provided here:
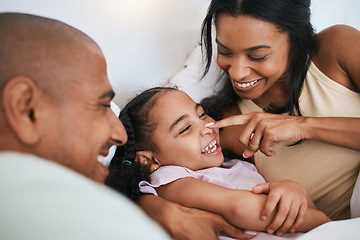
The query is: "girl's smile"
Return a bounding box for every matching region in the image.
[150,90,224,170]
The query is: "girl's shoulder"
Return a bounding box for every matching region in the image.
[313,25,360,90]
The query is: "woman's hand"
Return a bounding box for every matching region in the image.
[252,180,313,236]
[206,112,307,158]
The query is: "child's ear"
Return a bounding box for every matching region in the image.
[135,151,160,173]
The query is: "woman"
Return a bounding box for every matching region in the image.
[200,0,360,221]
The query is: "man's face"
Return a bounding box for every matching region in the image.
[38,48,127,182]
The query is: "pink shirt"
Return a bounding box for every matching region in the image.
[139,159,266,195]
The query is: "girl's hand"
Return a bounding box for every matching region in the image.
[206,112,307,158]
[252,181,311,236]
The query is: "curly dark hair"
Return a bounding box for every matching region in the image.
[105,87,177,201]
[200,0,318,119]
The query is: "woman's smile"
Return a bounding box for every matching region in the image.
[233,78,263,92]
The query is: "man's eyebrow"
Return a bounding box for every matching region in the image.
[100,90,115,100]
[216,39,270,51]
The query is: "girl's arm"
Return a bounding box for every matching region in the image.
[157,177,330,236]
[137,194,255,240]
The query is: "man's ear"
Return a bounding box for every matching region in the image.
[2,76,41,145]
[135,151,161,173]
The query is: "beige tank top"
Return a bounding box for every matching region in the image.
[238,61,360,220]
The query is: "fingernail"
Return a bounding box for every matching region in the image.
[204,122,215,127]
[244,230,257,235]
[267,229,274,234]
[261,215,267,221]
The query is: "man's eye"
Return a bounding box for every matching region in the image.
[102,104,111,108]
[179,125,191,134]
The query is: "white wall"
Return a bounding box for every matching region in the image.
[0,0,359,107]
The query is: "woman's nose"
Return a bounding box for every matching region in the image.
[228,60,251,81]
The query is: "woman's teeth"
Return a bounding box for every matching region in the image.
[202,140,218,154]
[235,79,258,88]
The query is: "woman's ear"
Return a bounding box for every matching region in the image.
[135,151,161,173]
[2,76,41,145]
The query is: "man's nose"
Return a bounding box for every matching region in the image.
[108,108,128,146]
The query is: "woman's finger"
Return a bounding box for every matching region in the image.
[205,114,253,129]
[275,202,299,236]
[290,204,307,233]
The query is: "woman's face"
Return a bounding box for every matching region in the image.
[150,90,224,171]
[215,14,291,102]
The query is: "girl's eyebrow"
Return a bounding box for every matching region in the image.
[216,38,270,51]
[169,104,202,132]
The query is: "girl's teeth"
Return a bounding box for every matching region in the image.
[202,140,218,154]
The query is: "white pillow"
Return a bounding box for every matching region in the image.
[351,172,360,218]
[166,43,226,103]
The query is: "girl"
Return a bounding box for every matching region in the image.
[106,87,330,237]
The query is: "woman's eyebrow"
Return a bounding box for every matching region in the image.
[216,38,270,51]
[216,39,230,49]
[245,45,270,51]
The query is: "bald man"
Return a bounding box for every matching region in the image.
[0,13,253,240]
[0,12,169,239]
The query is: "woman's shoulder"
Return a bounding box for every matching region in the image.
[313,24,359,89]
[316,24,358,58]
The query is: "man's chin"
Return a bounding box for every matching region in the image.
[92,161,109,184]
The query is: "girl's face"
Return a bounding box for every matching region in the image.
[215,14,290,103]
[150,90,224,170]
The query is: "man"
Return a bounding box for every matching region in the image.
[0,12,168,239]
[0,13,251,240]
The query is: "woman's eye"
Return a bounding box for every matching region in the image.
[179,125,191,134]
[218,50,232,56]
[248,54,268,61]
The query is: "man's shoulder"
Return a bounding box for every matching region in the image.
[0,151,169,240]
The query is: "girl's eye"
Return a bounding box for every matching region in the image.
[179,125,191,134]
[199,112,207,119]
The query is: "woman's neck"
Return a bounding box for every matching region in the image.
[252,78,289,111]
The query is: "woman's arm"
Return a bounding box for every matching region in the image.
[137,194,255,240]
[156,177,330,237]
